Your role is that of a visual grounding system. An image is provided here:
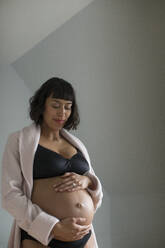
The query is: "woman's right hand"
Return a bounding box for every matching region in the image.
[51,217,91,241]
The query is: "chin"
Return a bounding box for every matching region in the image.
[52,124,64,130]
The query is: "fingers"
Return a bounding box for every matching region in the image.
[60,217,91,241]
[54,183,82,192]
[67,217,90,228]
[72,228,91,240]
[53,177,80,188]
[74,224,91,232]
[53,173,83,192]
[72,223,91,240]
[71,220,91,238]
[53,181,81,192]
[53,172,77,186]
[60,172,72,178]
[74,217,87,225]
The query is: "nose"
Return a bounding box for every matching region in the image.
[57,106,66,116]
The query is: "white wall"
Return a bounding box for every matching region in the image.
[5,0,165,247]
[0,63,32,247]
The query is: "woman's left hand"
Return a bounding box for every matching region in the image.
[52,172,92,192]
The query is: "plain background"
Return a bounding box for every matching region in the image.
[0,0,165,247]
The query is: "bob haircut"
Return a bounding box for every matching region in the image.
[29,77,80,130]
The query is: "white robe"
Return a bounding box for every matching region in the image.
[1,123,103,248]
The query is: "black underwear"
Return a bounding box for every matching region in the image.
[21,229,91,248]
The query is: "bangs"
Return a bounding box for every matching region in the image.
[48,82,74,102]
[51,89,73,101]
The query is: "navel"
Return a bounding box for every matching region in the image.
[76,202,83,208]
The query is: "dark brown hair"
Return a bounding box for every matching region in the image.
[29,77,80,130]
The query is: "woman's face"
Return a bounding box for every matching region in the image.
[42,94,72,131]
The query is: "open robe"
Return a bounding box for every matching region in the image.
[1,123,103,248]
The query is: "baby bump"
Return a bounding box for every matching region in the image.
[31,177,95,225]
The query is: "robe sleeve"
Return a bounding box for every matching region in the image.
[1,132,58,245]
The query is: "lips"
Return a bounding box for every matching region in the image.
[54,119,65,123]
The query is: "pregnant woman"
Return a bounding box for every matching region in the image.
[1,77,103,248]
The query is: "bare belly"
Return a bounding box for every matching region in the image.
[31,177,95,225]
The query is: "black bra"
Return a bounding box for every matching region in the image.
[33,144,89,179]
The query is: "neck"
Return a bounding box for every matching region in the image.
[40,124,62,142]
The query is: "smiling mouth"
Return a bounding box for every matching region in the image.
[54,119,65,123]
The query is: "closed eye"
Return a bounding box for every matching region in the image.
[65,106,72,110]
[52,105,59,108]
[52,105,72,110]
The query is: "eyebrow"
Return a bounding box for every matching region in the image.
[51,99,72,104]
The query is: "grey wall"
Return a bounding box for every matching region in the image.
[0,64,32,247]
[93,188,111,247]
[2,0,165,247]
[13,0,165,194]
